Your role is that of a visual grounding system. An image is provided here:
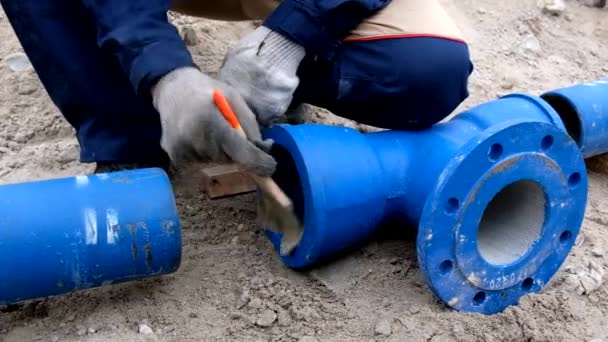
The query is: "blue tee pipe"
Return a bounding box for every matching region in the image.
[0,168,181,305]
[262,93,589,314]
[542,79,608,158]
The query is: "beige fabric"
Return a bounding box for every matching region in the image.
[170,0,464,41]
[345,0,464,41]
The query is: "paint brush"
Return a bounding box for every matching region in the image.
[212,89,303,255]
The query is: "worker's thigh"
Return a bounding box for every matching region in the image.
[0,0,167,163]
[292,37,474,130]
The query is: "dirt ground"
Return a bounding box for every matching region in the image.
[1,0,608,341]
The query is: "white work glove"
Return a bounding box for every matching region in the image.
[218,26,306,126]
[152,66,277,176]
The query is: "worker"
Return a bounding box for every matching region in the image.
[0,0,473,176]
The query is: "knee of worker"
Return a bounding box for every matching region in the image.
[330,38,474,130]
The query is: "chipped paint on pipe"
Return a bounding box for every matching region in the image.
[0,168,181,305]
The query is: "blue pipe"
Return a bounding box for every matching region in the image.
[0,168,181,305]
[541,79,608,158]
[262,93,589,314]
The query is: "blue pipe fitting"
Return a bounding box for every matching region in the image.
[0,168,181,305]
[262,94,588,314]
[541,79,608,158]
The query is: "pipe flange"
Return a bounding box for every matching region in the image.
[417,121,587,314]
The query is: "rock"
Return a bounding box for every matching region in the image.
[362,241,379,257]
[539,0,566,15]
[572,260,606,295]
[138,324,154,335]
[430,334,458,342]
[248,297,264,310]
[237,224,245,232]
[4,52,31,72]
[523,34,541,52]
[277,310,292,327]
[579,0,606,8]
[255,310,277,327]
[57,148,77,164]
[374,318,392,336]
[591,248,603,258]
[76,326,87,336]
[181,27,199,46]
[500,78,516,90]
[298,337,319,342]
[87,327,96,334]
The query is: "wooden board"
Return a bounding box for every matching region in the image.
[201,163,256,198]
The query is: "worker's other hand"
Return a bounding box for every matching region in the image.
[152,67,277,176]
[218,26,306,126]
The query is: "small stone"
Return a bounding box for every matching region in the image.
[248,297,264,309]
[389,258,401,265]
[408,306,421,315]
[76,326,87,336]
[229,312,243,320]
[430,333,458,342]
[138,324,154,335]
[237,224,245,232]
[4,52,31,72]
[523,34,541,52]
[277,310,292,327]
[501,78,515,90]
[540,0,566,16]
[591,248,603,257]
[189,312,198,318]
[87,327,96,334]
[181,27,199,46]
[580,0,606,8]
[255,310,277,327]
[453,325,465,335]
[374,318,392,336]
[298,337,319,342]
[362,242,379,256]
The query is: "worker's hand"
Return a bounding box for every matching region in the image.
[152,67,277,176]
[218,26,306,126]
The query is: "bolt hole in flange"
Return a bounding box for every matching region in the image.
[439,260,454,275]
[521,278,534,291]
[541,135,554,151]
[568,173,581,188]
[488,144,504,162]
[477,180,545,265]
[473,291,487,306]
[445,198,460,214]
[559,230,573,244]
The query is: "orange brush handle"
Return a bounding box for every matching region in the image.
[213,89,241,130]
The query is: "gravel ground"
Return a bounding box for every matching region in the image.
[1,1,608,341]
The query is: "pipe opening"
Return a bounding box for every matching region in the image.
[477,180,546,265]
[541,94,582,146]
[269,145,306,225]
